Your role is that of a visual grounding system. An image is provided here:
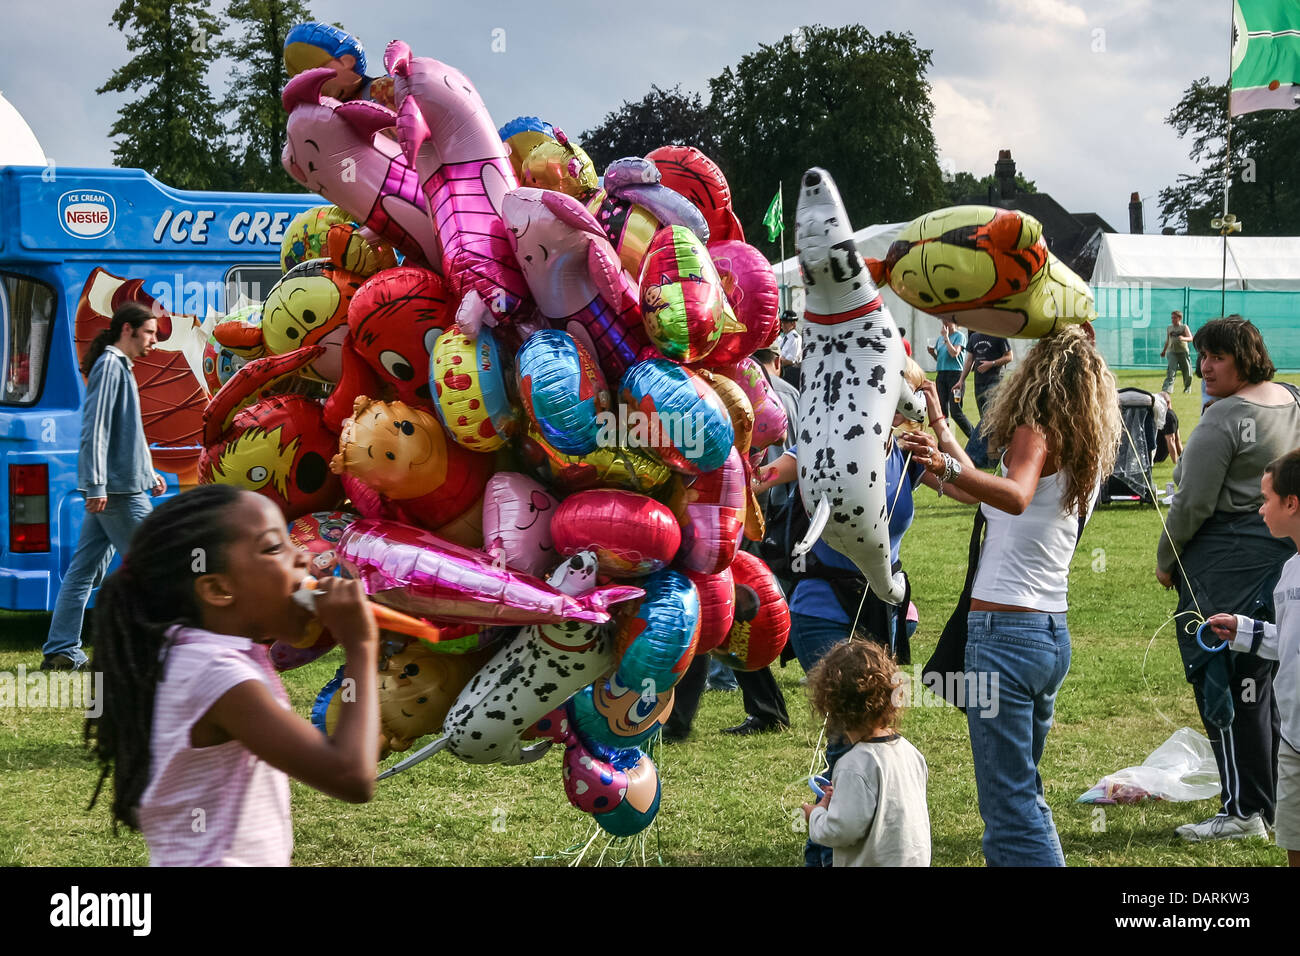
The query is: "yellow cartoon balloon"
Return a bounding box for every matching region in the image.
[866,205,1094,338]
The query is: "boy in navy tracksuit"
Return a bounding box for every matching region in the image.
[42,303,164,670]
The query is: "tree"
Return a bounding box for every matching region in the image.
[579,84,721,174]
[216,0,315,193]
[708,24,947,259]
[98,0,232,190]
[1158,77,1300,235]
[941,169,1037,207]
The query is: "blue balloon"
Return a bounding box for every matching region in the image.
[619,359,734,475]
[615,569,700,695]
[516,329,608,455]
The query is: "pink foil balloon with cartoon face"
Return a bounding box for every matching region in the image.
[501,187,651,384]
[384,41,531,329]
[282,68,442,268]
[480,472,559,578]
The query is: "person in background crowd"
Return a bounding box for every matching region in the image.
[953,330,1012,417]
[953,329,1012,467]
[1152,390,1183,465]
[778,310,802,390]
[1156,317,1300,843]
[43,303,165,671]
[1161,310,1194,394]
[927,318,973,439]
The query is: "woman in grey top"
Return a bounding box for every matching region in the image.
[1156,317,1300,843]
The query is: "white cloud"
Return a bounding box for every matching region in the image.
[996,0,1088,28]
[931,79,1001,176]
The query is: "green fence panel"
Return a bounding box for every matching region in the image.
[1092,286,1300,372]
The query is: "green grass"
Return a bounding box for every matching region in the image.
[2,369,1297,866]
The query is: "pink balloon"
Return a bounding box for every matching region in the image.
[550,489,682,578]
[683,566,736,654]
[713,358,788,451]
[697,240,780,367]
[671,446,746,574]
[481,472,560,577]
[282,68,442,268]
[338,518,642,626]
[501,187,649,384]
[385,41,530,323]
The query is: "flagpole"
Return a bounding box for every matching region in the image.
[1222,0,1234,316]
[779,180,787,311]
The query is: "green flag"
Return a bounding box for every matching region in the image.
[1231,0,1300,115]
[762,188,783,242]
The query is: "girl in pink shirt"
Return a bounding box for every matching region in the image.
[85,484,380,866]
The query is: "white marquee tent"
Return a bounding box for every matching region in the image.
[1092,234,1300,291]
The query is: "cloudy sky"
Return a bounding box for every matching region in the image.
[3,0,1237,234]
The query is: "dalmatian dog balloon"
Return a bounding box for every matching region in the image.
[793,167,922,606]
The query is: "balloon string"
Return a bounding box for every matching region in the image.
[1114,408,1205,622]
[1141,609,1203,731]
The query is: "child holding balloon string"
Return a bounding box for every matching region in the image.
[1205,447,1300,866]
[85,484,381,866]
[800,636,931,866]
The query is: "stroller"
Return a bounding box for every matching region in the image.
[1098,387,1157,505]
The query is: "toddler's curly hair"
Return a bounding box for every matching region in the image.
[806,636,903,737]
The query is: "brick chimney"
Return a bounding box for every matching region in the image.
[994,149,1016,200]
[1128,192,1144,234]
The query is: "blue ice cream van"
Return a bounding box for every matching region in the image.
[0,166,315,610]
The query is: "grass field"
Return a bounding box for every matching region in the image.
[2,369,1297,866]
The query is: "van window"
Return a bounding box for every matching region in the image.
[225,265,282,308]
[1,273,55,406]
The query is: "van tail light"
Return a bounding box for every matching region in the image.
[9,463,50,552]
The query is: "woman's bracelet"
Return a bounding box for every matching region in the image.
[941,453,962,484]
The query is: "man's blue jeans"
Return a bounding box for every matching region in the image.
[965,610,1071,867]
[43,492,153,665]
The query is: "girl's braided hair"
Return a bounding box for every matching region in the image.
[85,484,243,830]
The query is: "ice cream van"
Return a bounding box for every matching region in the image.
[0,165,315,610]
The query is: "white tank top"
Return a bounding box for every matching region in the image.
[971,469,1091,613]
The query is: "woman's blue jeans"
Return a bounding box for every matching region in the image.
[965,610,1071,866]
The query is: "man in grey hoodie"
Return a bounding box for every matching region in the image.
[42,303,165,670]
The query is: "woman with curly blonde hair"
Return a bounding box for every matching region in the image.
[900,324,1121,865]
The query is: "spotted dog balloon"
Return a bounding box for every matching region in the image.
[442,552,634,765]
[794,168,922,606]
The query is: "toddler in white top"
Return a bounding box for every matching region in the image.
[802,636,931,866]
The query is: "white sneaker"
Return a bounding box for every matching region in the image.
[1175,812,1268,843]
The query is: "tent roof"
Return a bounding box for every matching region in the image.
[1092,234,1300,291]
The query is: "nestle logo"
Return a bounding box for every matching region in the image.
[57,190,116,239]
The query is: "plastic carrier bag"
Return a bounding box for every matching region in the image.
[1077,727,1220,804]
